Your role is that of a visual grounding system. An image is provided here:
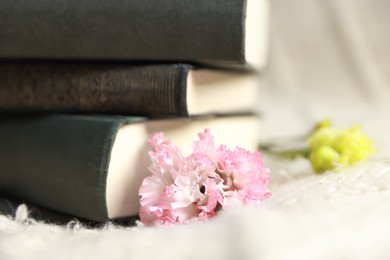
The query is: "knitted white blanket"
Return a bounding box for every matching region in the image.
[1,0,390,259]
[1,154,390,259]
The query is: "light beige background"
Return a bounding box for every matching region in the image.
[260,0,390,143]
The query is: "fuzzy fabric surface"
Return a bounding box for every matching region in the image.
[1,0,390,259]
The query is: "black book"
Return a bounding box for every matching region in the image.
[0,62,259,117]
[0,0,269,70]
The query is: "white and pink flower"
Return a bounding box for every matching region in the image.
[139,129,271,225]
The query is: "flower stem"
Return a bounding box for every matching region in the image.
[258,144,310,159]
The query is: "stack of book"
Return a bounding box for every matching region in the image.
[0,0,270,223]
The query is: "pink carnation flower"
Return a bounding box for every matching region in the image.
[139,129,271,225]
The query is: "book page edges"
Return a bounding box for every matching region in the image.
[106,116,261,219]
[186,69,260,116]
[245,0,270,70]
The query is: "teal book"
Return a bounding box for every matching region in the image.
[0,114,260,222]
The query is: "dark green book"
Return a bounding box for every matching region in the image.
[0,0,269,70]
[0,113,260,222]
[0,62,259,117]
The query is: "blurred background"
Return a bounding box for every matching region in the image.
[0,2,389,259]
[259,0,390,152]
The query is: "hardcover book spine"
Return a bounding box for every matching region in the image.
[0,114,142,222]
[0,0,246,67]
[0,63,190,117]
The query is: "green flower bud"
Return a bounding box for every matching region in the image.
[314,119,332,130]
[308,127,340,150]
[309,145,339,173]
[333,126,375,164]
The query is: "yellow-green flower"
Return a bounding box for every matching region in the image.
[307,121,375,173]
[258,119,375,174]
